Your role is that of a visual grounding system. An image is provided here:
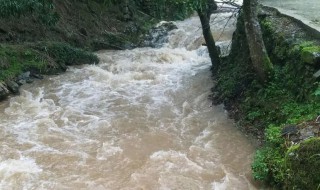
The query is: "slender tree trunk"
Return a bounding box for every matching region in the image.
[243,0,273,83]
[197,8,220,71]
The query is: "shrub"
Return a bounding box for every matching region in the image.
[252,125,286,185]
[286,138,320,189]
[0,45,48,80]
[35,42,99,66]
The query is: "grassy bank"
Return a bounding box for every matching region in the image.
[0,42,98,99]
[0,1,146,99]
[0,42,99,80]
[0,0,194,99]
[212,7,320,189]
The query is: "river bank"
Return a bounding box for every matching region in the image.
[0,0,168,100]
[1,0,319,189]
[213,5,320,189]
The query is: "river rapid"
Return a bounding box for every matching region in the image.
[0,12,261,189]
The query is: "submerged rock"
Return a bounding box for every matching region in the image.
[30,73,44,79]
[142,21,178,48]
[26,78,34,83]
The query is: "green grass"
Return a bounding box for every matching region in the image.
[0,0,59,25]
[34,42,99,66]
[0,45,48,81]
[0,42,99,81]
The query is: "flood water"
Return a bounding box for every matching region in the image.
[0,12,262,189]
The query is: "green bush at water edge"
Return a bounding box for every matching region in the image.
[0,42,98,81]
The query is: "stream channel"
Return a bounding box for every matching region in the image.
[0,12,263,189]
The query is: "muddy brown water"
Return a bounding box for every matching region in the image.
[0,12,263,189]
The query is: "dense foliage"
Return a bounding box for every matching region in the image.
[35,42,99,67]
[0,0,59,25]
[213,10,320,189]
[286,138,320,189]
[131,0,211,20]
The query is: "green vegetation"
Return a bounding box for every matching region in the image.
[134,0,195,20]
[213,11,320,188]
[253,133,320,189]
[34,42,99,67]
[0,0,59,25]
[0,0,201,97]
[94,0,195,20]
[0,45,47,80]
[252,125,286,185]
[300,42,320,64]
[286,138,320,189]
[0,43,98,81]
[0,0,196,98]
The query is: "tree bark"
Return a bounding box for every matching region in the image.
[197,7,220,71]
[243,0,273,83]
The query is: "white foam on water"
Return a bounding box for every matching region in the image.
[96,141,123,160]
[211,172,257,190]
[0,11,261,189]
[0,157,42,189]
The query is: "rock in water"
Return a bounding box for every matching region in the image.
[30,73,44,79]
[5,80,19,94]
[0,82,9,99]
[142,21,178,48]
[17,71,31,85]
[17,71,30,80]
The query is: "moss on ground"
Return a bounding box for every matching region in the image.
[300,44,320,64]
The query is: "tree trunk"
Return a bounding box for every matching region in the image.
[243,0,273,83]
[197,9,221,71]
